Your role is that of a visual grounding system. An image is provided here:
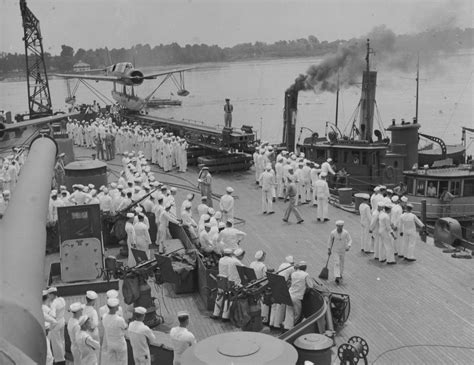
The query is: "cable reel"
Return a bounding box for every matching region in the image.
[337,336,369,365]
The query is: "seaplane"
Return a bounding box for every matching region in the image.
[55,62,191,113]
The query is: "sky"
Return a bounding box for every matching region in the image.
[1,0,472,55]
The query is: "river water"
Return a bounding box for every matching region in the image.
[1,53,472,152]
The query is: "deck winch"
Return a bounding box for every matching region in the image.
[337,336,369,365]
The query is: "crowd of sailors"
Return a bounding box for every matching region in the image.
[66,117,189,172]
[2,130,426,365]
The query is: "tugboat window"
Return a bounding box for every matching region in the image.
[416,179,426,196]
[427,181,438,197]
[463,179,474,196]
[361,152,367,165]
[439,181,449,197]
[450,180,461,196]
[406,177,414,194]
[344,151,349,163]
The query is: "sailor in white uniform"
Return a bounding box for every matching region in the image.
[67,302,84,365]
[47,287,66,364]
[400,203,424,261]
[128,307,156,365]
[219,186,235,223]
[328,220,352,283]
[170,311,197,365]
[315,172,330,221]
[102,298,128,365]
[283,261,316,329]
[358,194,373,253]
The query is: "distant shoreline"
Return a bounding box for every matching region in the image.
[2,49,473,83]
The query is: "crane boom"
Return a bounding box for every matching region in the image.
[19,0,53,119]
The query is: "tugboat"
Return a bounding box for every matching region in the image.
[289,39,473,239]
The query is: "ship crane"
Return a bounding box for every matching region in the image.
[418,132,447,159]
[19,0,53,119]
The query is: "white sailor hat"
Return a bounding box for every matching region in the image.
[78,315,88,326]
[183,201,192,209]
[226,186,234,193]
[70,302,84,312]
[385,203,393,209]
[47,287,58,294]
[165,202,172,209]
[60,185,67,191]
[44,322,51,330]
[320,172,327,178]
[380,185,387,190]
[255,250,265,260]
[406,203,414,208]
[202,214,210,221]
[42,290,49,296]
[186,193,194,200]
[59,153,66,157]
[177,311,189,318]
[99,185,105,191]
[360,193,370,200]
[401,196,408,203]
[285,255,294,263]
[118,184,124,189]
[88,184,95,189]
[223,248,233,254]
[387,189,393,194]
[134,307,147,315]
[200,196,207,201]
[391,196,399,202]
[204,222,212,228]
[234,248,244,256]
[110,182,117,188]
[208,208,215,215]
[215,211,222,219]
[135,206,143,213]
[127,212,135,218]
[218,222,226,229]
[170,187,177,192]
[335,220,344,226]
[298,260,307,266]
[134,185,141,191]
[378,202,385,208]
[106,289,119,298]
[50,190,58,196]
[107,298,120,307]
[327,158,332,162]
[314,163,320,168]
[86,290,98,300]
[374,186,381,192]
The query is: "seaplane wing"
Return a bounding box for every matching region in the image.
[0,113,75,133]
[141,67,193,79]
[55,73,119,82]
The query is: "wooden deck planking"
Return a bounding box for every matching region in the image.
[45,147,473,363]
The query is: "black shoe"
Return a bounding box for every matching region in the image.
[387,261,397,265]
[335,277,340,284]
[379,259,386,263]
[398,255,405,259]
[222,318,230,322]
[267,211,275,215]
[361,249,365,252]
[405,258,416,262]
[272,198,276,202]
[282,218,288,222]
[210,315,219,320]
[317,218,321,222]
[324,218,330,222]
[297,220,304,224]
[263,211,267,214]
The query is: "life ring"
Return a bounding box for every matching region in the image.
[385,166,394,179]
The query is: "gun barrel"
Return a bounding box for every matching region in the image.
[0,135,57,363]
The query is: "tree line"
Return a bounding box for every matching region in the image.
[0,28,472,77]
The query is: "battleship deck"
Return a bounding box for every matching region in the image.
[44,146,474,364]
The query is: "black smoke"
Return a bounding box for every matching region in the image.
[289,24,468,93]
